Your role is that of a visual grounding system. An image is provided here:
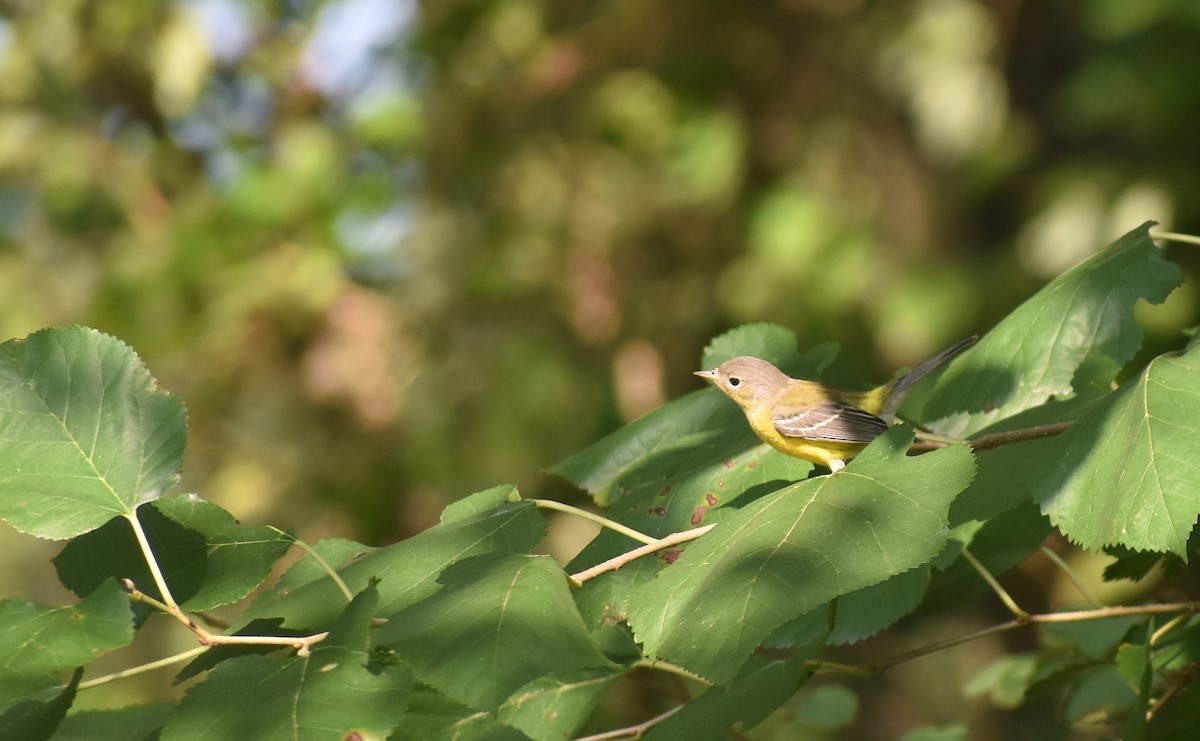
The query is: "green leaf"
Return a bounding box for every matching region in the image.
[52,703,173,741]
[908,222,1181,437]
[965,654,1037,709]
[376,553,613,710]
[0,667,80,741]
[644,654,812,740]
[788,683,858,731]
[161,583,412,741]
[496,667,622,741]
[0,580,133,676]
[628,427,974,682]
[0,327,187,539]
[899,725,969,741]
[243,497,546,630]
[829,566,932,644]
[55,496,292,613]
[1034,339,1200,556]
[920,501,1051,616]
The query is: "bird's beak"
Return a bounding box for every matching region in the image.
[694,370,717,380]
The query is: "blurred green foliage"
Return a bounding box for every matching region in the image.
[2,0,1200,732]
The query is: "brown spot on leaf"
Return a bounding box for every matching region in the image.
[706,493,718,505]
[651,507,667,516]
[662,549,682,565]
[659,485,672,497]
[723,459,734,469]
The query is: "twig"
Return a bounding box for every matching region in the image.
[1150,230,1200,247]
[78,646,210,690]
[961,546,1029,620]
[124,579,328,653]
[569,525,716,585]
[911,421,1072,454]
[125,511,182,612]
[575,705,683,741]
[1040,545,1105,609]
[269,526,355,602]
[867,601,1200,674]
[534,499,659,545]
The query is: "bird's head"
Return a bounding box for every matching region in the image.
[694,356,790,409]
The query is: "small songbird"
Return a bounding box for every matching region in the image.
[695,336,977,472]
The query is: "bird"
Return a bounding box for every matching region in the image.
[694,335,977,472]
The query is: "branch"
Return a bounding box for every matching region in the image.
[866,601,1200,674]
[575,706,683,741]
[569,524,715,585]
[534,499,659,545]
[911,421,1072,454]
[124,579,329,654]
[78,646,210,690]
[269,526,355,602]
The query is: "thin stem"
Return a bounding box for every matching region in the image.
[125,510,180,611]
[123,579,329,655]
[910,422,1072,454]
[867,601,1200,674]
[534,499,658,546]
[272,527,354,602]
[803,659,875,678]
[1040,545,1105,609]
[961,547,1029,620]
[1149,613,1190,647]
[575,706,683,741]
[570,524,716,585]
[78,646,210,690]
[1150,231,1200,247]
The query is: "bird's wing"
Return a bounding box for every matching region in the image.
[772,401,888,443]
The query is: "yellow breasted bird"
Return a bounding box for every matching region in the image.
[694,335,977,472]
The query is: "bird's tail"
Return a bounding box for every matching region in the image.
[881,335,978,420]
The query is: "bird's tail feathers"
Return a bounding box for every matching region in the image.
[881,335,978,420]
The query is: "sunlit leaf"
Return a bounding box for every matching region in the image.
[628,428,974,682]
[0,580,133,676]
[243,497,546,630]
[908,222,1181,437]
[496,667,622,741]
[1034,339,1200,556]
[161,583,411,741]
[51,703,173,741]
[377,553,612,710]
[644,654,812,740]
[0,327,187,539]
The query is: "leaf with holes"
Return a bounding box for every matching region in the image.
[0,327,187,539]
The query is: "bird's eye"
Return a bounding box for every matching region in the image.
[728,376,742,387]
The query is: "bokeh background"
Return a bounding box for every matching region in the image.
[3,0,1200,737]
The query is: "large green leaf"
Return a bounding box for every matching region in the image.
[51,703,173,741]
[1034,338,1200,556]
[0,668,80,741]
[161,583,412,741]
[0,327,187,539]
[495,667,622,741]
[243,492,546,630]
[55,496,292,613]
[627,427,974,682]
[644,654,812,740]
[0,580,133,676]
[376,553,613,710]
[907,222,1181,437]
